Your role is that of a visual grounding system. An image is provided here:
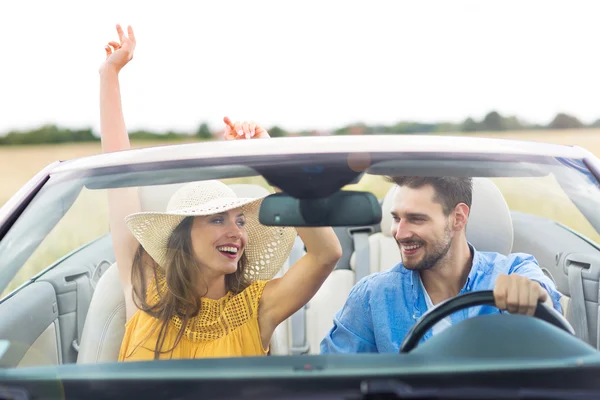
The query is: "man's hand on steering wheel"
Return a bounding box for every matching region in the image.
[493,274,551,316]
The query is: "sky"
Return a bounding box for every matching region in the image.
[0,0,599,135]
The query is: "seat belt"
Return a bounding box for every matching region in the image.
[350,228,373,283]
[288,237,310,354]
[70,273,93,353]
[567,265,589,344]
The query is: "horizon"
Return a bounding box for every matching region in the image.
[1,109,594,137]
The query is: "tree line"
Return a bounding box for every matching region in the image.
[1,111,598,146]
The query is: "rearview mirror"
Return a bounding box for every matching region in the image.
[258,191,382,227]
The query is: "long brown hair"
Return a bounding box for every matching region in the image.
[130,216,249,359]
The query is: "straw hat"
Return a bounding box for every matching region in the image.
[124,180,296,282]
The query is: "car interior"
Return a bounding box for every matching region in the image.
[0,173,599,368]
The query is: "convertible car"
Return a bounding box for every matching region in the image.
[1,134,600,399]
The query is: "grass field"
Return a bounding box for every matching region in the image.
[2,129,600,295]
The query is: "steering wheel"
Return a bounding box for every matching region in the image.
[399,290,575,353]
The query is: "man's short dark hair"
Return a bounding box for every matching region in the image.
[386,176,473,216]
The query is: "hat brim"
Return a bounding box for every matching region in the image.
[125,196,296,282]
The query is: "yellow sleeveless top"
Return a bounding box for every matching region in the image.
[118,276,269,361]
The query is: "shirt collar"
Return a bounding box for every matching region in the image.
[404,241,488,295]
[464,242,483,291]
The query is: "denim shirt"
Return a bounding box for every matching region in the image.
[320,245,563,354]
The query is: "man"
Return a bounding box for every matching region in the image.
[320,176,563,353]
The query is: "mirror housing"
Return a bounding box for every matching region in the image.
[258,191,382,227]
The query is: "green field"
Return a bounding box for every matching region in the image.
[2,129,600,295]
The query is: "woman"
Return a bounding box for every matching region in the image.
[99,24,342,360]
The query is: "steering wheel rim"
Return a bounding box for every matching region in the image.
[399,290,575,353]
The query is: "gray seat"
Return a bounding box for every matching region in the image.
[76,261,125,364]
[77,183,290,364]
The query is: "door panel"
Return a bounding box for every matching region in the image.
[0,281,60,367]
[0,234,115,367]
[17,321,61,367]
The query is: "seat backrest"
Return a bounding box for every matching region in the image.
[77,182,285,363]
[305,269,355,354]
[76,262,124,364]
[467,178,514,255]
[351,177,514,272]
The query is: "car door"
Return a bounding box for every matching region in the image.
[0,173,114,368]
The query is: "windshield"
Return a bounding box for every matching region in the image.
[3,152,599,287]
[0,150,599,373]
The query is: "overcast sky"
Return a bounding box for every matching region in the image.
[0,0,598,134]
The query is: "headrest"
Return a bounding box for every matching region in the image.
[467,178,513,255]
[139,182,270,212]
[379,186,397,237]
[379,178,513,254]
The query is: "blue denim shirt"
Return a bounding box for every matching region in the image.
[320,246,563,354]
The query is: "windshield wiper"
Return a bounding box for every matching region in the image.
[358,379,600,399]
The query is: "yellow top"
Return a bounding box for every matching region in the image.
[118,276,269,361]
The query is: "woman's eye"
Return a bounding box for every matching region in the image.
[237,219,246,227]
[211,217,224,224]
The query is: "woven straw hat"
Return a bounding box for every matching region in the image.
[124,180,296,282]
